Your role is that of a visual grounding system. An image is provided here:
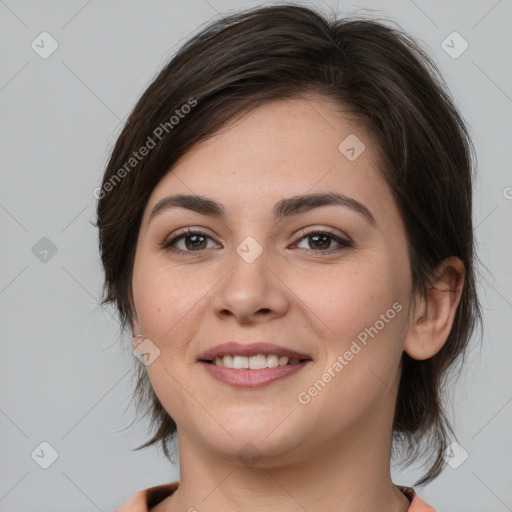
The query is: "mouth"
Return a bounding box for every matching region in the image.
[200,354,311,369]
[197,341,312,365]
[197,342,313,388]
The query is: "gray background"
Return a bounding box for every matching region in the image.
[1,0,511,510]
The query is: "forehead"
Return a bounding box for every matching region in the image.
[143,95,393,224]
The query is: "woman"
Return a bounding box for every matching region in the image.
[95,4,481,511]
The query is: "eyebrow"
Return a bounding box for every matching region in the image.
[148,192,375,225]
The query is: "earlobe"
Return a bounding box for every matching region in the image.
[129,314,141,350]
[130,314,141,349]
[404,257,465,360]
[128,293,141,350]
[132,333,142,349]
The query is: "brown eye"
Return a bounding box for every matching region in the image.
[161,229,218,256]
[294,230,352,253]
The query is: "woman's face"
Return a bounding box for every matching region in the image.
[131,95,414,465]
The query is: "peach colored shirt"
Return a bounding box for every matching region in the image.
[115,481,436,511]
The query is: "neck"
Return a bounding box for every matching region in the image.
[157,391,411,512]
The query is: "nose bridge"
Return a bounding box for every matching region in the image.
[228,235,271,294]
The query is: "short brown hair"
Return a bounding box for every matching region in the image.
[95,3,481,486]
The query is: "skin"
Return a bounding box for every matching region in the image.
[130,94,464,512]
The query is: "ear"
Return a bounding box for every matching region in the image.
[404,257,465,360]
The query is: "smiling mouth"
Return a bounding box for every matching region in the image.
[199,356,312,388]
[201,354,311,369]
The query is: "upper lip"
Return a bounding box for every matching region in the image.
[198,342,312,361]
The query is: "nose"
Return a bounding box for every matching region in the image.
[211,247,289,325]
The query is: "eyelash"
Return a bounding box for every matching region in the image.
[160,227,352,257]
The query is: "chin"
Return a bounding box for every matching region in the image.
[196,426,310,468]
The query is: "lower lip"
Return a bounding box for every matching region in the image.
[199,361,311,388]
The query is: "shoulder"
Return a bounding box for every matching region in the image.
[117,481,436,512]
[397,485,437,512]
[115,481,180,512]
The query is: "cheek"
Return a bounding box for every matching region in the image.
[294,255,410,405]
[293,259,405,343]
[294,266,407,422]
[131,254,205,344]
[131,256,208,420]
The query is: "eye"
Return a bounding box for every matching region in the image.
[161,228,218,257]
[293,229,352,253]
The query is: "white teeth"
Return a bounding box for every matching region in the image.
[233,355,248,369]
[212,354,305,369]
[266,355,279,368]
[249,354,267,369]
